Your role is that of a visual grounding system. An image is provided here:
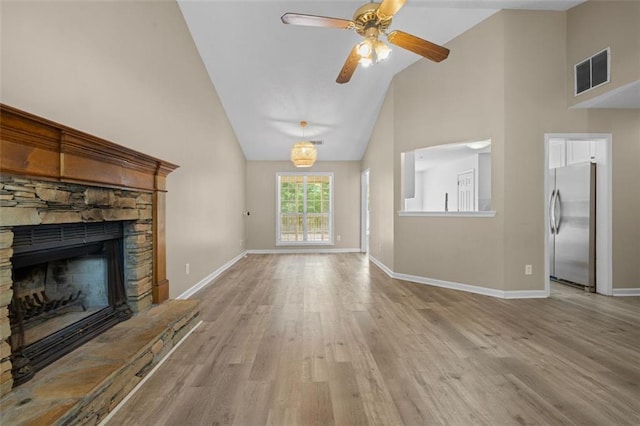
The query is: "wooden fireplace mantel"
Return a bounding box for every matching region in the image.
[0,104,179,303]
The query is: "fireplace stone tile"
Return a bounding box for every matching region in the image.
[0,207,41,226]
[39,210,83,224]
[34,188,71,204]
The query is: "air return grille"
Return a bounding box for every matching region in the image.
[12,222,124,254]
[575,47,610,96]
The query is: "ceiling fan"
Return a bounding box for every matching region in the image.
[281,0,450,84]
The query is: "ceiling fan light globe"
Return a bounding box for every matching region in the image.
[356,40,372,57]
[359,57,373,67]
[375,40,391,61]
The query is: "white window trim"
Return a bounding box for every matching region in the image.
[276,172,334,246]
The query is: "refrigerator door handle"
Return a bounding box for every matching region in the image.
[550,189,557,234]
[555,190,562,233]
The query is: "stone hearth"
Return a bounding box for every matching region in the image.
[0,299,199,425]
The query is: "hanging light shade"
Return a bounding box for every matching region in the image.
[291,141,317,167]
[291,121,317,167]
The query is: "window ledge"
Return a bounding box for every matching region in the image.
[398,211,496,218]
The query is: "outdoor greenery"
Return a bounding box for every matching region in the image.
[279,175,331,242]
[280,177,330,213]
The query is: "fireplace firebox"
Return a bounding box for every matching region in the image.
[8,222,132,385]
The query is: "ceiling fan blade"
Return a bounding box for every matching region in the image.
[336,46,360,84]
[387,30,450,62]
[281,13,354,29]
[376,0,407,20]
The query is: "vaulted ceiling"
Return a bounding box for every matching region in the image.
[178,1,584,162]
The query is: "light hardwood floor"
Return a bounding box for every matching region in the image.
[108,254,640,425]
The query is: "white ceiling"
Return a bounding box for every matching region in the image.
[414,141,491,172]
[178,1,584,162]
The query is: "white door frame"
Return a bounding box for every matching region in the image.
[361,169,370,253]
[544,134,613,296]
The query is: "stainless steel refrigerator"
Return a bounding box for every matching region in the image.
[549,162,596,291]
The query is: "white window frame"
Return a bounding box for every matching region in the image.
[276,172,334,246]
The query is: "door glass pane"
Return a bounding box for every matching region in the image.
[278,174,331,243]
[306,214,329,242]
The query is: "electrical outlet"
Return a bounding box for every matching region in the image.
[185,263,190,275]
[336,235,341,242]
[525,264,532,275]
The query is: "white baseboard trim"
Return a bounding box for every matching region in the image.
[176,251,247,300]
[246,248,361,254]
[612,288,640,296]
[501,290,548,299]
[368,255,394,277]
[369,255,547,300]
[394,271,507,298]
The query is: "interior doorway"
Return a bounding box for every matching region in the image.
[457,169,475,212]
[544,134,612,296]
[361,169,370,253]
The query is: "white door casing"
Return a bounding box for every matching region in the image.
[361,169,370,253]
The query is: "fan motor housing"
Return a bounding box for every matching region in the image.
[353,3,391,35]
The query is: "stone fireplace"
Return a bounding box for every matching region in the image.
[3,179,157,387]
[0,104,179,398]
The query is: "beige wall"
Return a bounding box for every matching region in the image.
[586,109,640,289]
[362,85,395,269]
[502,10,577,291]
[565,1,640,289]
[392,12,507,290]
[365,5,640,292]
[246,161,361,250]
[1,1,247,298]
[502,9,640,291]
[567,1,640,107]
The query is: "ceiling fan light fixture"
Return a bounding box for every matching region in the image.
[281,0,451,84]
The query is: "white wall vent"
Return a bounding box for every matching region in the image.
[574,47,610,96]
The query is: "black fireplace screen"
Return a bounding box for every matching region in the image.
[8,222,132,386]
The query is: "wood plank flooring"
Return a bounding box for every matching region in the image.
[107,254,640,425]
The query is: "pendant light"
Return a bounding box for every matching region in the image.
[291,121,317,168]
